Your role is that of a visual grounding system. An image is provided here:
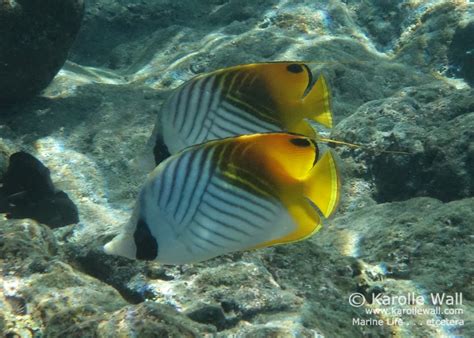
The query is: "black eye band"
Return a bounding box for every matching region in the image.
[290,138,311,147]
[287,63,304,73]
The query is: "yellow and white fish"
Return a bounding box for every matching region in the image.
[150,62,332,164]
[105,133,340,264]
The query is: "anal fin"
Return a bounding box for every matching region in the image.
[253,197,321,249]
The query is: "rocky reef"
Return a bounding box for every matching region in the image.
[0,0,84,102]
[0,152,79,228]
[0,0,472,337]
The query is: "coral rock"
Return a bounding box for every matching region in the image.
[0,0,84,102]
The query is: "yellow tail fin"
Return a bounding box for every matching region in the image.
[302,74,333,128]
[303,151,340,218]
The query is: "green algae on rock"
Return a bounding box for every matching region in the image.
[0,217,126,336]
[0,217,59,274]
[96,302,216,337]
[448,19,474,85]
[147,261,304,329]
[331,84,474,202]
[322,197,474,337]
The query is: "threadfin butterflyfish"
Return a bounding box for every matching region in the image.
[105,133,340,265]
[150,62,333,164]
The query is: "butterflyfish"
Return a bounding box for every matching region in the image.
[150,62,333,164]
[105,133,340,265]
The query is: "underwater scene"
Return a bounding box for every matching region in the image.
[0,0,473,337]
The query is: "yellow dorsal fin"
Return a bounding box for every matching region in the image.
[303,151,340,218]
[301,74,332,128]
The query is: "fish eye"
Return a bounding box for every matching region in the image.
[287,64,303,73]
[290,138,311,147]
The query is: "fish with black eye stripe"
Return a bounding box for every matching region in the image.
[105,133,340,264]
[149,62,332,164]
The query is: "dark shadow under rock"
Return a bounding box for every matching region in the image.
[448,19,474,86]
[69,246,148,304]
[0,152,79,228]
[0,0,84,102]
[0,145,8,177]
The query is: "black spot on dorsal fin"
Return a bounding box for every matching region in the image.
[134,219,158,260]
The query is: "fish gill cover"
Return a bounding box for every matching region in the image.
[0,0,473,337]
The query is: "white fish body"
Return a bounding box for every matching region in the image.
[105,133,340,265]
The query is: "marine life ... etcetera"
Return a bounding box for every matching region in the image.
[105,132,340,265]
[150,62,332,164]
